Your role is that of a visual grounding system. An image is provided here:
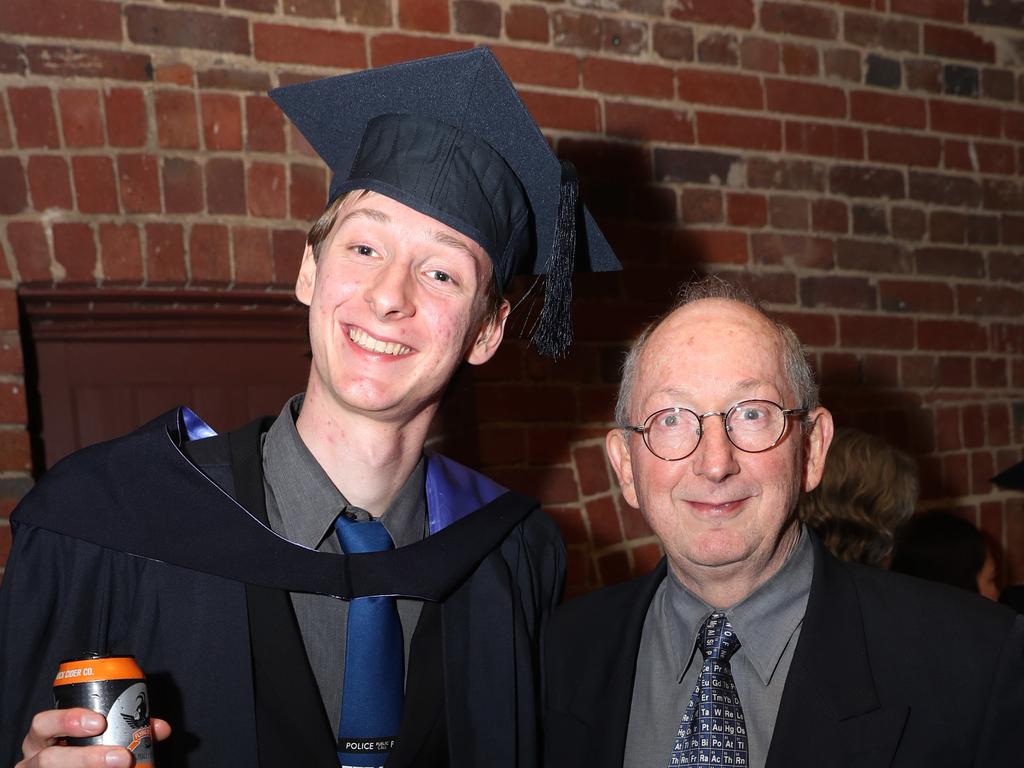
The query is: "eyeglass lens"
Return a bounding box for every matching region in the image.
[643,400,787,460]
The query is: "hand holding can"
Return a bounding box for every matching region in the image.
[52,655,154,767]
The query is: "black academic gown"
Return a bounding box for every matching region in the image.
[543,532,1024,767]
[0,409,564,768]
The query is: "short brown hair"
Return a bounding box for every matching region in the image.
[305,190,367,261]
[798,427,919,566]
[304,191,503,324]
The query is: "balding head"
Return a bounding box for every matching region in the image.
[615,278,818,430]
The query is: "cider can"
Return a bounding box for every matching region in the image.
[53,653,154,766]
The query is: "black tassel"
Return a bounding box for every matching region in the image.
[530,161,578,358]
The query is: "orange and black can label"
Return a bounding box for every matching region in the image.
[53,654,154,766]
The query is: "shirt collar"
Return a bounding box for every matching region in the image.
[262,394,426,549]
[665,524,814,686]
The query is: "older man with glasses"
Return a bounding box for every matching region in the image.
[543,277,1024,768]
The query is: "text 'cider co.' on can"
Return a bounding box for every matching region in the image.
[53,654,154,766]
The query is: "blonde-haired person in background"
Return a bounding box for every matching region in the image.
[798,427,918,567]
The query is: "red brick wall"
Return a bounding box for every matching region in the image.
[1,0,1022,595]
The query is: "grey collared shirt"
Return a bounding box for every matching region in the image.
[261,394,426,734]
[623,526,814,768]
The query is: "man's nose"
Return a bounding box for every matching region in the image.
[692,413,740,482]
[365,261,415,319]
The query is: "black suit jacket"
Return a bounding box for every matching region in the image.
[544,534,1024,767]
[0,411,564,768]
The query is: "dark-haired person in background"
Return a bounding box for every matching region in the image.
[798,427,918,567]
[0,49,619,768]
[890,510,1000,600]
[993,458,1024,613]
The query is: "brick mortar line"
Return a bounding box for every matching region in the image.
[665,191,1023,214]
[1,53,1020,90]
[2,23,1015,62]
[1,76,1021,130]
[919,495,1021,512]
[0,9,1018,43]
[8,147,1021,197]
[7,214,1011,238]
[555,125,1023,159]
[886,392,1024,401]
[1,37,1022,103]
[583,536,660,556]
[678,227,1021,243]
[1,251,1019,295]
[1,2,1018,36]
[824,310,1024,321]
[627,133,1024,153]
[0,212,311,227]
[576,489,623,505]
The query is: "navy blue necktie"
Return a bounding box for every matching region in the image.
[334,514,404,768]
[668,612,749,767]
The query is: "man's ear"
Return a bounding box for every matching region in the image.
[801,406,834,493]
[466,299,511,366]
[295,243,317,307]
[606,428,640,509]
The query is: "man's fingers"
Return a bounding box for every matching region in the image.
[18,745,132,768]
[151,718,172,741]
[23,709,106,753]
[18,709,168,767]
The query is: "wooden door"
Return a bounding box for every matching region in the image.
[21,288,310,470]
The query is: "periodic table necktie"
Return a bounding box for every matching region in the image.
[668,612,749,767]
[334,514,404,768]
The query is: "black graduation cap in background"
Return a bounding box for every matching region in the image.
[993,460,1024,491]
[269,47,620,358]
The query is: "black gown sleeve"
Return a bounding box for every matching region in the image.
[0,520,141,765]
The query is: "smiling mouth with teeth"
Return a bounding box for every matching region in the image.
[348,327,412,356]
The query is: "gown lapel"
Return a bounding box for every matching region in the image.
[228,421,339,767]
[427,453,521,768]
[387,602,448,767]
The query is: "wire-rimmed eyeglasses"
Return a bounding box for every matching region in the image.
[622,399,809,462]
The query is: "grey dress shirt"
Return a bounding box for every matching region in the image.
[261,394,426,734]
[623,526,814,768]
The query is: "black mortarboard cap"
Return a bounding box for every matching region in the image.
[992,460,1024,491]
[269,47,620,357]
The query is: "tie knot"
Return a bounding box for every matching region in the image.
[334,514,394,554]
[698,612,741,662]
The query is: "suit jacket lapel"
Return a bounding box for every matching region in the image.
[766,537,907,768]
[559,562,666,767]
[596,564,665,766]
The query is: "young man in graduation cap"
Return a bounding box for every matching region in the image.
[1,48,619,768]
